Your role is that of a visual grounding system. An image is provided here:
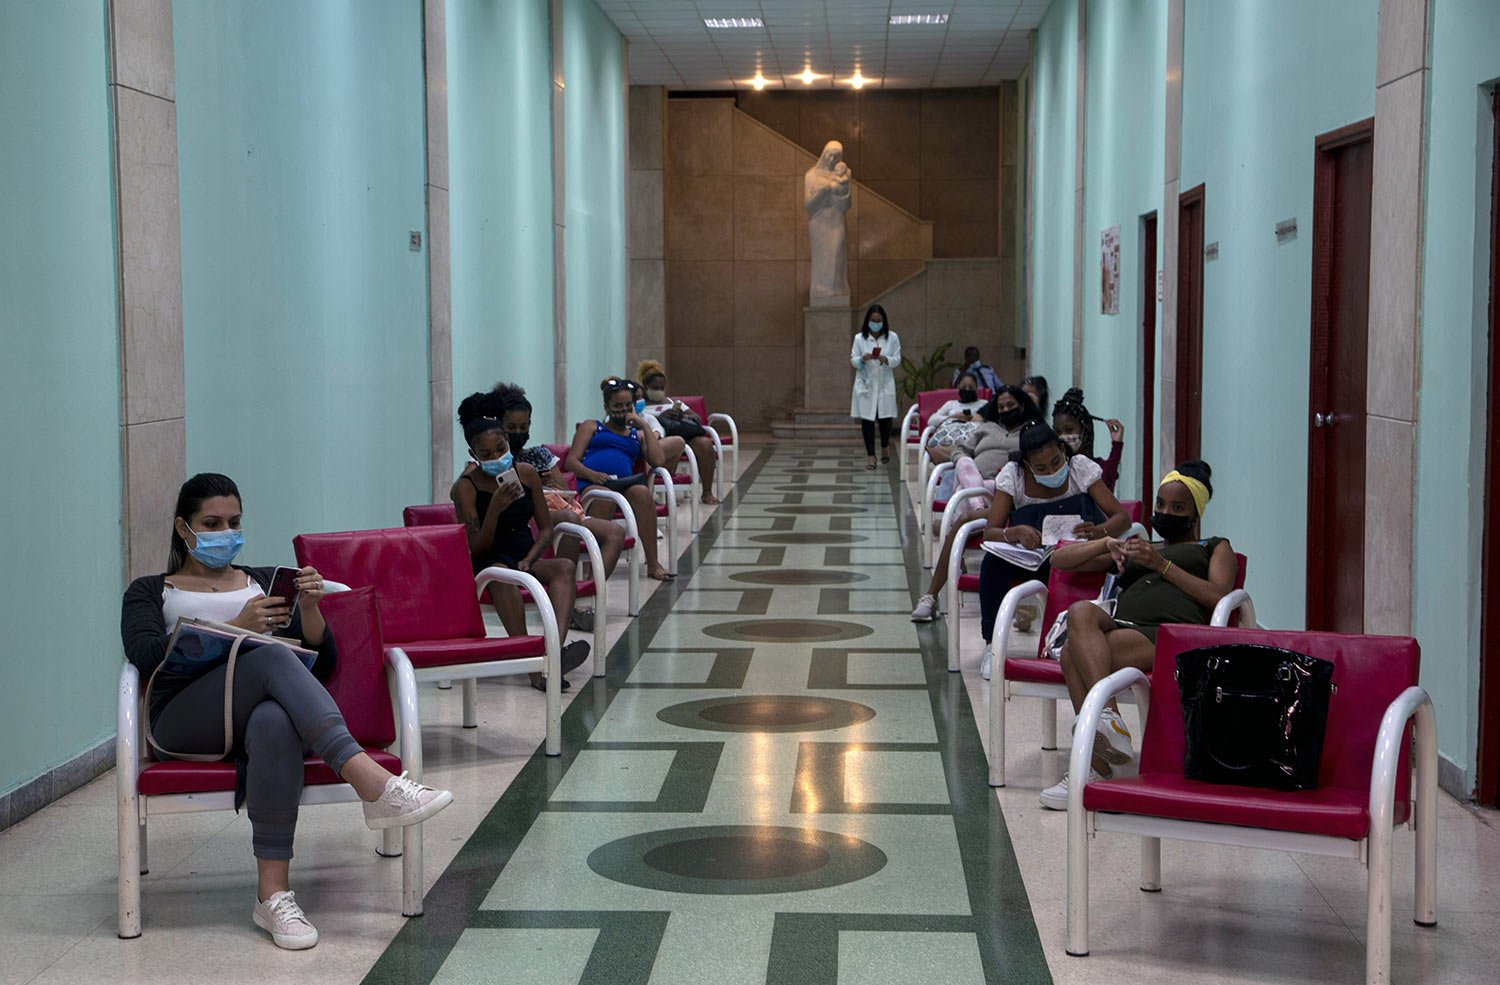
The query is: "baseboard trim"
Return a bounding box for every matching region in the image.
[1438,751,1470,802]
[0,737,115,834]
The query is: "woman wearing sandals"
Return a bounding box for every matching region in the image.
[850,303,901,470]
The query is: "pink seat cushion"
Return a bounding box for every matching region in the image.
[957,573,980,592]
[1082,774,1398,839]
[317,587,397,748]
[397,635,545,668]
[1003,656,1066,686]
[139,750,401,797]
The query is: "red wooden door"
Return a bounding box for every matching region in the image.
[1141,213,1158,507]
[1306,121,1373,633]
[1478,91,1500,805]
[1175,187,1205,461]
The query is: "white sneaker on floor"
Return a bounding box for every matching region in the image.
[253,890,318,950]
[362,772,454,830]
[910,594,939,622]
[1095,708,1136,767]
[1039,769,1107,811]
[980,651,992,680]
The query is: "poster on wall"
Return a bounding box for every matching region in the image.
[1100,225,1121,315]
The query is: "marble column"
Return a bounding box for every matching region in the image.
[109,0,185,580]
[627,88,666,377]
[1157,0,1185,475]
[424,0,453,503]
[1362,0,1430,636]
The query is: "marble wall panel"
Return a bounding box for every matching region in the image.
[629,169,665,258]
[732,112,799,176]
[923,179,999,258]
[798,91,861,171]
[665,260,733,343]
[732,260,799,347]
[667,98,733,176]
[919,90,999,180]
[629,85,664,170]
[124,417,185,579]
[665,344,734,400]
[666,174,734,260]
[859,92,922,181]
[734,175,796,260]
[733,344,799,427]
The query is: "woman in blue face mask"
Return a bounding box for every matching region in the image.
[961,424,1129,663]
[453,392,592,689]
[120,473,453,949]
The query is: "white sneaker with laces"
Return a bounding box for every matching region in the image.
[362,772,454,830]
[980,651,992,680]
[253,890,318,950]
[910,594,939,622]
[1039,768,1107,811]
[1095,708,1136,767]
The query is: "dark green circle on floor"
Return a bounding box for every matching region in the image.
[702,618,873,642]
[587,825,887,895]
[656,694,876,733]
[764,505,864,515]
[727,568,869,586]
[749,532,864,545]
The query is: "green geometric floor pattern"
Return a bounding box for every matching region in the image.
[361,445,1051,985]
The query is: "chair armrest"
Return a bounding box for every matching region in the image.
[552,521,604,581]
[383,648,423,781]
[923,462,954,516]
[918,424,935,450]
[1068,668,1152,814]
[648,467,677,520]
[707,412,738,447]
[322,579,352,593]
[1210,589,1257,628]
[899,403,919,437]
[118,663,141,786]
[579,488,643,545]
[679,444,702,486]
[1369,686,1436,836]
[1121,523,1146,541]
[945,518,991,607]
[991,579,1049,661]
[474,567,562,672]
[938,487,993,548]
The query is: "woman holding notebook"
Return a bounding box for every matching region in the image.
[120,473,453,951]
[972,424,1130,676]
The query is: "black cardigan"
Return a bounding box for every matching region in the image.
[121,566,338,722]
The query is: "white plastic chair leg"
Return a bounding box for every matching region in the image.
[462,679,478,728]
[437,679,452,689]
[378,827,402,857]
[1041,699,1058,751]
[401,823,423,917]
[139,819,148,874]
[1140,837,1162,892]
[627,539,642,616]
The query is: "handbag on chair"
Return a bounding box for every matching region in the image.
[1176,643,1337,790]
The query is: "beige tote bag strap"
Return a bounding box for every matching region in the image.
[144,634,245,763]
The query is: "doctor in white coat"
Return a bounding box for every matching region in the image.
[849,303,902,470]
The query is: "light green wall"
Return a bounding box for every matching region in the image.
[1079,0,1167,503]
[174,1,431,560]
[1028,0,1079,393]
[1178,0,1377,631]
[1414,0,1500,777]
[448,0,557,450]
[0,0,121,795]
[563,0,627,428]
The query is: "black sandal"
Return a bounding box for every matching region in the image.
[530,673,571,692]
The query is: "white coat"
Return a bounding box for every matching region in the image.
[849,329,901,420]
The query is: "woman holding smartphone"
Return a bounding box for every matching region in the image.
[850,303,902,470]
[565,377,675,581]
[453,393,591,688]
[120,473,453,950]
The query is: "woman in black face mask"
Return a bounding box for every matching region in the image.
[951,385,1040,478]
[1039,459,1236,810]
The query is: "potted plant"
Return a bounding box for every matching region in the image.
[897,343,957,401]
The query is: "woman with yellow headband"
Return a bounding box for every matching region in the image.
[1038,459,1236,811]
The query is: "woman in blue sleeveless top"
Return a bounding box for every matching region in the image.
[565,377,675,581]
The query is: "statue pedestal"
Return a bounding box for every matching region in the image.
[770,306,862,441]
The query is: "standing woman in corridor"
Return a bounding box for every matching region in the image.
[850,303,902,470]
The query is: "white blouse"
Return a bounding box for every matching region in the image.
[994,454,1104,508]
[162,573,263,627]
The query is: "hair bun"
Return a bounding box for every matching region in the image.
[1062,387,1085,403]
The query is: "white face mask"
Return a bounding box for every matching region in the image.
[1060,434,1083,452]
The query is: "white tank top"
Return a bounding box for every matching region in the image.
[161,573,264,627]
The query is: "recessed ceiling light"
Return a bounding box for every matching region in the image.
[800,68,817,85]
[890,14,950,25]
[704,17,763,29]
[849,71,868,89]
[751,72,767,90]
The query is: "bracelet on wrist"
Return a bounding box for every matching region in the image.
[1161,559,1173,576]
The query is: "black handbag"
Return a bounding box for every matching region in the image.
[660,416,709,441]
[1176,643,1337,791]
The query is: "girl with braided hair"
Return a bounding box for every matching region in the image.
[1051,387,1125,492]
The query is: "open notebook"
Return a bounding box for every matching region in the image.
[980,514,1084,571]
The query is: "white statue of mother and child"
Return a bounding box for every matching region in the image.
[804,140,852,307]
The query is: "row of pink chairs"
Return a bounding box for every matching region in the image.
[917,459,1436,983]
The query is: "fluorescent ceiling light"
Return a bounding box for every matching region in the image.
[704,17,763,28]
[890,14,950,25]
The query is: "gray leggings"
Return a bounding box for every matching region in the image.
[152,644,364,860]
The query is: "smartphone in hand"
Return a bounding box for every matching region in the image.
[497,468,523,492]
[872,346,882,358]
[267,566,300,628]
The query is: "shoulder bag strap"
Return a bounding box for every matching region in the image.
[144,633,245,762]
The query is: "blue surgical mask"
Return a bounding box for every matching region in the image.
[634,398,647,414]
[1032,459,1071,489]
[187,527,244,569]
[869,321,884,333]
[477,452,513,477]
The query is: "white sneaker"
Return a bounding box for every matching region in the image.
[981,651,992,680]
[362,772,454,830]
[1095,709,1136,767]
[253,890,318,950]
[1039,769,1107,811]
[910,594,939,622]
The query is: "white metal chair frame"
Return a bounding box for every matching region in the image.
[898,401,922,482]
[580,467,678,577]
[116,646,427,937]
[707,411,737,500]
[1065,668,1437,985]
[577,487,645,616]
[458,567,564,750]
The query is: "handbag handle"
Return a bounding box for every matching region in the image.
[144,633,244,762]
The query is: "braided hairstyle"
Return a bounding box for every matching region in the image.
[1052,387,1095,459]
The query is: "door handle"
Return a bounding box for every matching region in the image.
[1312,412,1333,428]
